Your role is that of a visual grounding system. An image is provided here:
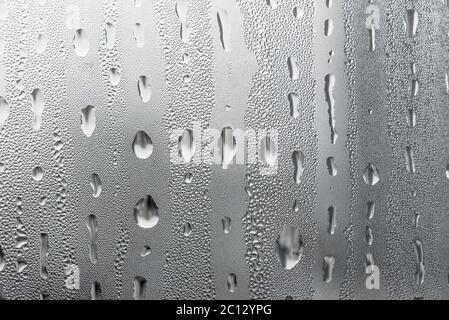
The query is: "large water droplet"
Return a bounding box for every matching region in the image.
[137,75,151,103]
[132,131,153,159]
[178,129,195,163]
[80,105,96,137]
[363,163,380,186]
[134,195,159,229]
[73,28,89,57]
[31,88,45,131]
[89,173,102,198]
[292,150,305,184]
[275,226,304,270]
[217,9,231,52]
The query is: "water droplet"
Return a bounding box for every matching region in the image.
[325,74,337,144]
[133,276,147,300]
[292,150,305,184]
[132,130,153,159]
[367,201,375,220]
[0,96,10,129]
[405,146,416,174]
[324,19,334,36]
[32,166,44,181]
[405,9,419,37]
[275,226,304,270]
[365,226,373,246]
[184,172,193,183]
[89,173,102,198]
[323,256,335,283]
[31,88,45,131]
[86,214,98,264]
[39,233,48,280]
[183,222,192,236]
[217,9,231,52]
[288,92,300,118]
[109,67,121,86]
[35,34,47,54]
[226,273,237,293]
[287,56,299,80]
[134,195,159,229]
[328,206,336,235]
[260,135,277,167]
[222,217,231,234]
[91,282,102,300]
[137,75,151,102]
[104,22,116,49]
[80,105,96,137]
[73,28,89,57]
[141,245,151,257]
[363,163,380,186]
[292,7,304,19]
[326,156,337,176]
[132,23,144,48]
[413,239,425,286]
[178,129,195,163]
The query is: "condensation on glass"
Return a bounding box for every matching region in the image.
[0,0,448,300]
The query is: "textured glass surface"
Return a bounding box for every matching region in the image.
[0,0,448,300]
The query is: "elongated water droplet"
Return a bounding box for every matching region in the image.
[132,23,144,48]
[363,163,380,186]
[328,206,336,235]
[323,256,335,283]
[405,146,416,174]
[134,195,159,229]
[31,88,45,131]
[275,226,304,270]
[227,273,237,293]
[0,96,10,129]
[325,74,337,144]
[413,239,425,286]
[0,244,5,272]
[407,108,416,128]
[35,34,47,54]
[175,0,188,22]
[73,28,89,56]
[89,173,102,198]
[222,217,231,234]
[183,222,192,236]
[86,214,98,264]
[80,105,96,137]
[287,56,299,80]
[132,131,153,159]
[292,150,305,184]
[405,9,418,37]
[137,75,151,102]
[326,156,337,176]
[365,226,373,246]
[288,92,299,118]
[109,67,121,86]
[324,19,334,36]
[104,22,116,49]
[91,282,102,300]
[178,129,195,163]
[292,7,304,19]
[39,233,48,279]
[220,127,236,169]
[367,201,375,220]
[260,135,277,167]
[133,276,146,300]
[217,9,231,52]
[368,27,376,52]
